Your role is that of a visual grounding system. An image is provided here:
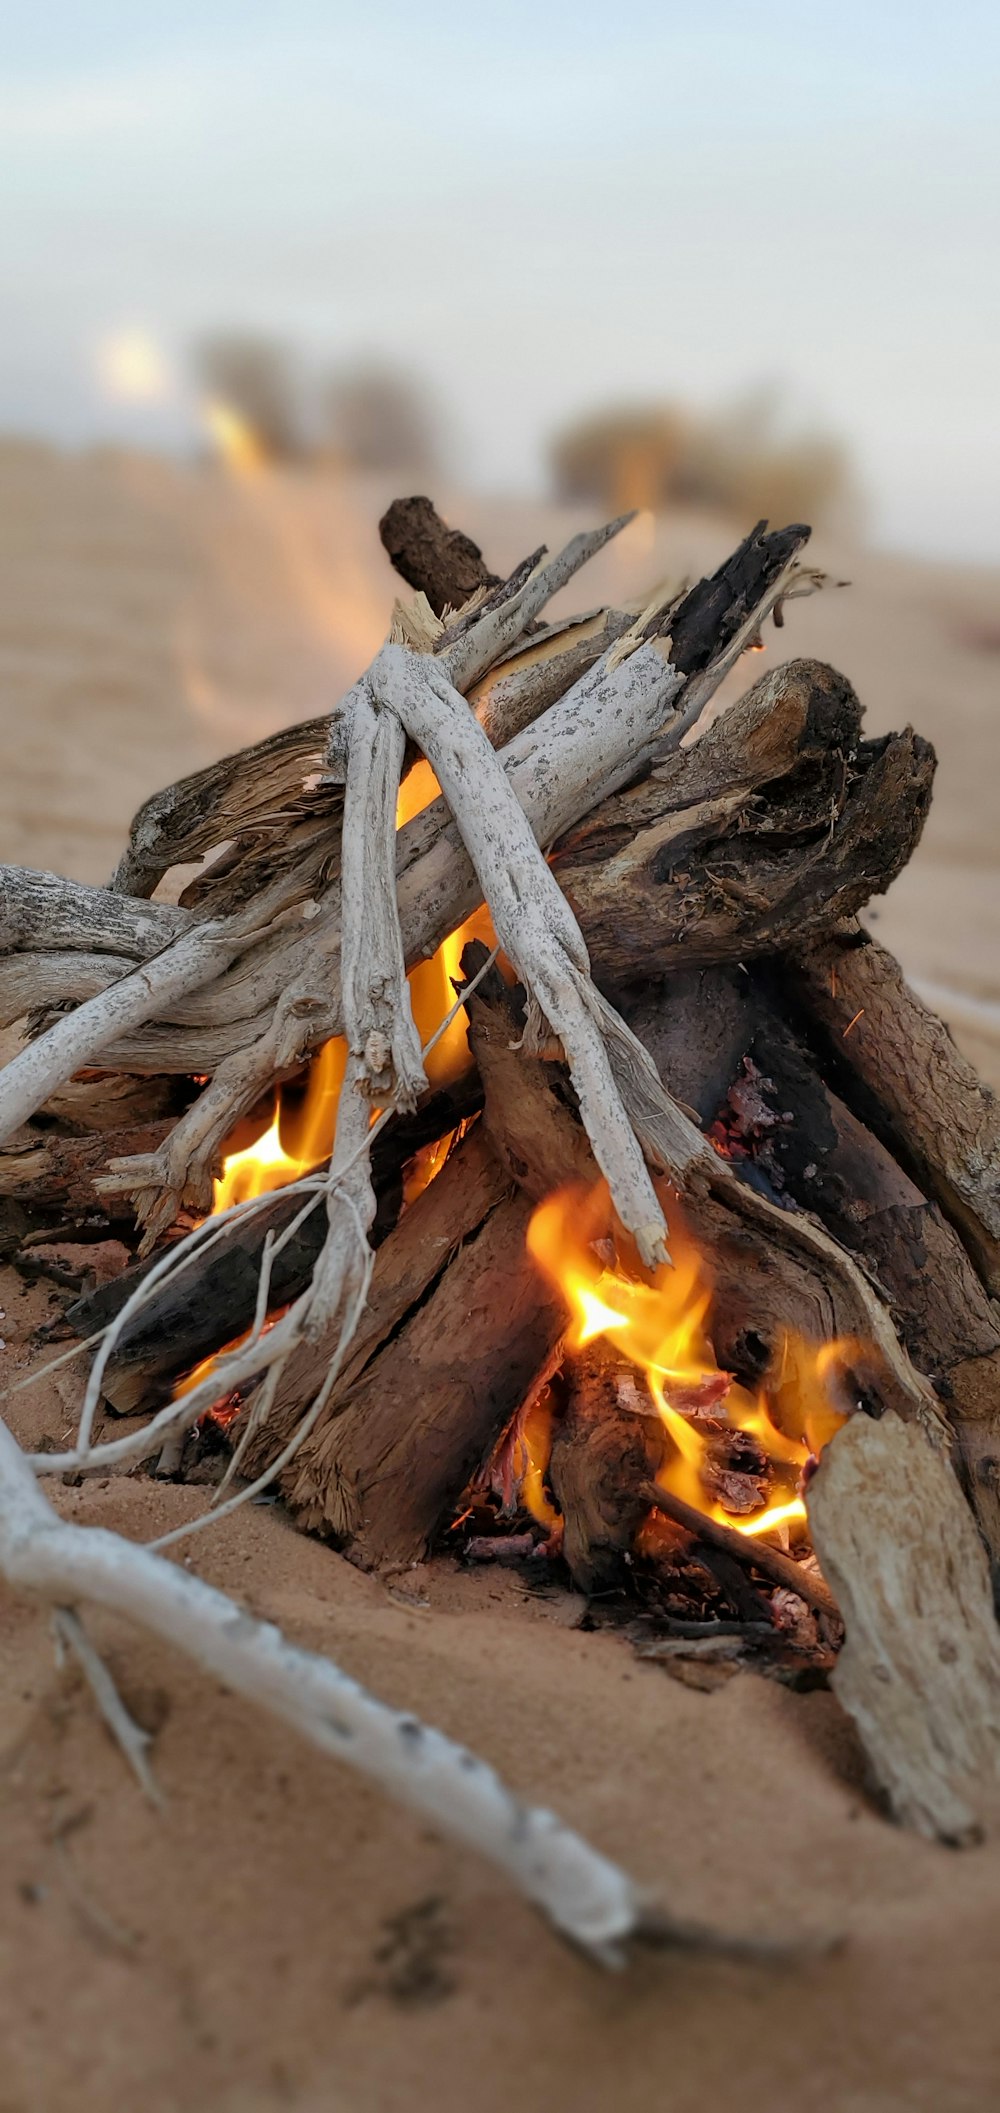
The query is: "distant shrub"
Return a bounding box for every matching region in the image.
[550,392,855,529]
[321,364,439,475]
[193,334,306,461]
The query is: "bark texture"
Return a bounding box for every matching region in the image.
[378,496,500,615]
[283,1180,566,1567]
[808,1412,1000,1843]
[792,925,1000,1297]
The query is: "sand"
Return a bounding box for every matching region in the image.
[1,445,999,2111]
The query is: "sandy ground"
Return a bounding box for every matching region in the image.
[1,445,999,2111]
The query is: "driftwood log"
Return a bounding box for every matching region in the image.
[792,925,1000,1297]
[240,1121,567,1563]
[808,1412,1000,1843]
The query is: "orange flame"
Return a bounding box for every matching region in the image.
[205,762,488,1216]
[525,1182,853,1544]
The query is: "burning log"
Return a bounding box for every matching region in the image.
[272,1164,566,1568]
[66,1076,482,1416]
[710,997,1000,1553]
[464,954,944,1436]
[549,1342,667,1593]
[643,1485,838,1621]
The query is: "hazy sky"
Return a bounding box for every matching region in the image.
[2,2,998,558]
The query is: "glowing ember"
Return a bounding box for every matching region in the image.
[524,1181,856,1544]
[173,1311,287,1433]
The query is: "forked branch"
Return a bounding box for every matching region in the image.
[0,1415,639,1961]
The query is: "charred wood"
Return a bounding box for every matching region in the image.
[719,996,1000,1551]
[553,664,934,987]
[66,1077,482,1415]
[276,1177,566,1568]
[463,950,946,1442]
[791,924,1000,1298]
[378,495,501,616]
[642,1483,838,1620]
[548,1342,667,1594]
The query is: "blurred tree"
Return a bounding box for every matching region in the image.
[551,407,688,516]
[193,334,305,461]
[551,390,855,530]
[321,363,439,475]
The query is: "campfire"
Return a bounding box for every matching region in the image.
[498,1180,850,1552]
[2,492,1000,1953]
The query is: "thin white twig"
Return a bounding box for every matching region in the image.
[52,1605,162,1805]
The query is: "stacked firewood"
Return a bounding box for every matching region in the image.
[2,496,1000,1864]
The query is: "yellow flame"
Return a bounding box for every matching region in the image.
[519,1389,561,1533]
[205,769,489,1220]
[395,763,496,1090]
[202,397,267,478]
[730,1498,808,1540]
[576,1287,629,1345]
[526,1182,850,1544]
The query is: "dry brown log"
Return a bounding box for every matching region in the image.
[0,1117,176,1220]
[807,1412,1000,1843]
[110,716,334,905]
[378,495,500,615]
[791,924,1000,1297]
[39,1073,179,1133]
[248,1123,509,1476]
[273,1157,566,1567]
[552,662,934,987]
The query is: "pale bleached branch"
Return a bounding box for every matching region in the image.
[0,1417,639,1960]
